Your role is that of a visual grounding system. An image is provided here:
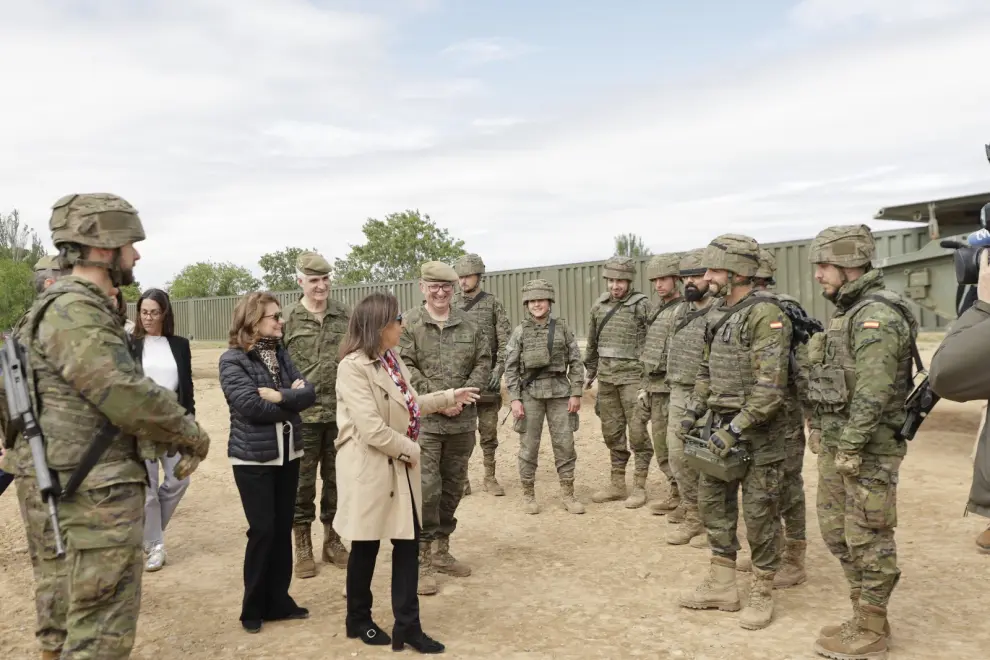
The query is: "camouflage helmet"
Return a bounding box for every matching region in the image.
[454,253,485,277]
[809,225,875,268]
[755,248,776,280]
[646,253,681,280]
[701,234,761,276]
[679,248,706,276]
[602,255,636,280]
[49,193,145,250]
[33,254,61,272]
[522,278,555,303]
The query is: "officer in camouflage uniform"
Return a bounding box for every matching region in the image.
[806,226,916,659]
[504,279,586,514]
[0,193,211,660]
[282,251,351,578]
[678,234,791,631]
[399,261,490,596]
[583,256,653,507]
[664,249,719,545]
[638,253,686,513]
[452,253,511,496]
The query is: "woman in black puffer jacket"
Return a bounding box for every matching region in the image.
[219,292,316,634]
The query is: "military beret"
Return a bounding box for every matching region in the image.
[420,261,458,282]
[296,251,331,276]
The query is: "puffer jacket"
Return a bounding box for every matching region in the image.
[219,344,316,463]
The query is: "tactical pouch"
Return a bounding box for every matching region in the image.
[478,390,502,405]
[522,343,551,370]
[807,333,826,364]
[683,435,751,482]
[807,363,848,405]
[568,412,579,432]
[512,415,526,434]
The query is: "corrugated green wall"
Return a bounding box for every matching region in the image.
[128,226,940,341]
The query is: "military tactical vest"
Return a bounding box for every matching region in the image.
[454,290,500,369]
[640,298,686,376]
[666,302,715,387]
[595,291,648,360]
[519,316,569,374]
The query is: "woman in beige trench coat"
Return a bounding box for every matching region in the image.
[333,292,479,654]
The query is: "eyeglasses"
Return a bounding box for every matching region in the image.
[263,312,282,322]
[396,313,403,323]
[140,310,162,318]
[427,283,453,292]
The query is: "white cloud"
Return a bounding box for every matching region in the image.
[440,37,532,66]
[790,0,990,29]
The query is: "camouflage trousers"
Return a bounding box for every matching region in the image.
[779,420,807,541]
[293,422,339,526]
[420,431,475,541]
[643,391,674,486]
[16,476,145,659]
[698,462,784,573]
[517,394,577,482]
[817,449,902,608]
[476,400,500,464]
[666,385,699,506]
[597,381,653,475]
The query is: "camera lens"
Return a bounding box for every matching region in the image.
[954,246,985,285]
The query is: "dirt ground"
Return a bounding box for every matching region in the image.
[1,342,989,659]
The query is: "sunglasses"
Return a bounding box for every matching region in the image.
[263,312,283,322]
[396,313,403,323]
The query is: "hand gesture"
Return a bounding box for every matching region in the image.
[258,387,283,403]
[173,453,202,480]
[807,429,821,454]
[567,396,581,414]
[454,387,480,405]
[440,403,464,417]
[291,379,305,390]
[511,400,525,419]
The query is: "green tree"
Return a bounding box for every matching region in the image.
[258,246,318,291]
[333,210,466,284]
[0,209,45,264]
[0,258,34,330]
[166,262,261,299]
[119,282,142,302]
[614,233,651,258]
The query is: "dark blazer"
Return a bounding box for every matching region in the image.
[219,345,316,463]
[132,335,196,417]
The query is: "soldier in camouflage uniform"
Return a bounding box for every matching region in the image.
[583,256,653,507]
[504,279,586,514]
[638,253,686,513]
[0,193,211,660]
[663,249,719,545]
[398,261,490,595]
[677,234,791,631]
[452,253,511,496]
[282,251,351,578]
[806,226,916,659]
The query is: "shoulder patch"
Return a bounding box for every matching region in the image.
[862,321,880,329]
[769,320,783,329]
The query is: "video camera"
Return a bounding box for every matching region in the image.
[942,144,990,285]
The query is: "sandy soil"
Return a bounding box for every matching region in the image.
[1,343,989,659]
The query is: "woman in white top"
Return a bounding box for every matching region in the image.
[132,288,195,572]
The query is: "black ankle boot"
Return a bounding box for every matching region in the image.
[347,620,390,646]
[391,626,444,653]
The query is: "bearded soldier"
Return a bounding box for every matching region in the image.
[677,234,791,631]
[452,253,511,496]
[1,193,211,659]
[806,226,917,659]
[583,256,653,507]
[504,279,585,514]
[637,253,685,513]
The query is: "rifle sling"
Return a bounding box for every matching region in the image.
[521,318,557,390]
[461,291,489,313]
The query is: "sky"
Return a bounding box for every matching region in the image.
[1,0,989,288]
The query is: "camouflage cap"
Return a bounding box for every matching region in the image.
[755,248,776,279]
[295,251,331,276]
[646,253,681,280]
[522,278,555,303]
[679,248,707,276]
[49,193,145,249]
[33,254,61,272]
[602,255,636,280]
[809,224,875,268]
[454,253,485,277]
[420,260,458,282]
[701,234,761,276]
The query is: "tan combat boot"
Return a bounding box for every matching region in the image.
[521,480,539,514]
[591,472,627,503]
[483,460,505,496]
[739,567,775,630]
[418,541,438,595]
[624,472,648,508]
[689,533,709,549]
[322,523,349,569]
[814,603,890,659]
[649,481,680,515]
[432,537,471,577]
[41,650,61,660]
[773,539,807,588]
[678,556,741,611]
[667,506,704,545]
[559,479,585,514]
[736,551,752,572]
[977,525,990,554]
[818,589,892,640]
[667,500,686,523]
[293,524,317,578]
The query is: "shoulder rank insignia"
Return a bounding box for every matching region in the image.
[862,321,880,329]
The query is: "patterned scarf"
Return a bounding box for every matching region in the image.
[380,349,420,442]
[254,337,282,388]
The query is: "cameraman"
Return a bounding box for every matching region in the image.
[929,242,990,555]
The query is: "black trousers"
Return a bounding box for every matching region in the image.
[346,484,422,635]
[232,458,301,622]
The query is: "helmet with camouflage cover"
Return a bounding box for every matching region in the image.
[679,248,706,276]
[454,253,485,277]
[700,234,760,276]
[646,253,681,280]
[602,255,636,281]
[522,278,555,303]
[49,193,145,283]
[33,254,61,272]
[809,225,875,268]
[755,248,776,280]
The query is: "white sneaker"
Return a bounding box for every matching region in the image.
[146,543,166,572]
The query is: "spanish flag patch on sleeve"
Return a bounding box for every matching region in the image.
[769,321,783,329]
[862,321,880,329]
